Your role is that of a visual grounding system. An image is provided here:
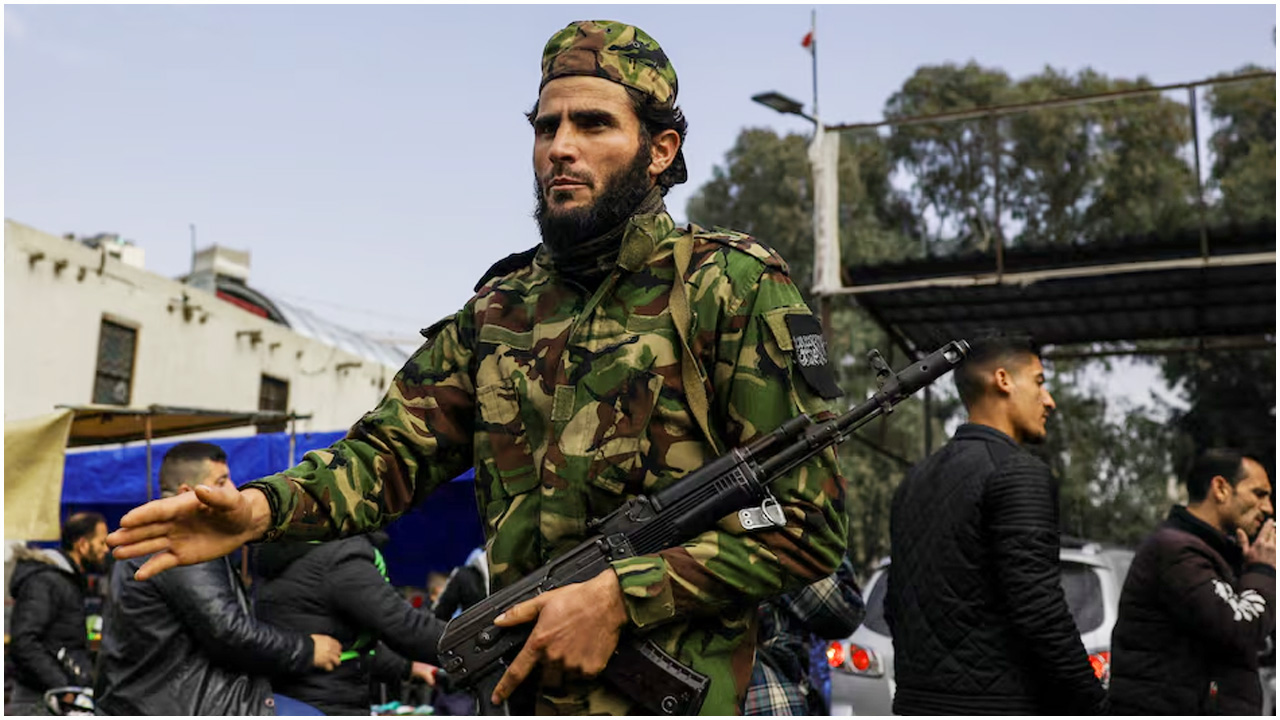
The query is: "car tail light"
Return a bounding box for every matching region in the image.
[827,640,884,677]
[1089,651,1111,685]
[826,640,845,669]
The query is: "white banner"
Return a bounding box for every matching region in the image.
[809,124,842,296]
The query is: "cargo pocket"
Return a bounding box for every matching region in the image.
[584,369,664,496]
[475,379,539,530]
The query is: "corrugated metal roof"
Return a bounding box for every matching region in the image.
[846,222,1276,354]
[272,297,411,370]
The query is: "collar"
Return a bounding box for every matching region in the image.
[952,422,1021,449]
[1167,505,1243,567]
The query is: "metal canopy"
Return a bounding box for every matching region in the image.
[57,404,309,448]
[842,222,1276,355]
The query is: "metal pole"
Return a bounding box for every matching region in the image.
[144,414,154,501]
[288,412,297,467]
[811,9,818,119]
[990,114,1004,279]
[923,384,933,456]
[1188,86,1210,259]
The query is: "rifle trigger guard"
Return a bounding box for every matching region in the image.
[738,493,786,531]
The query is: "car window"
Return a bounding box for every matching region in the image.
[1060,561,1105,634]
[863,570,890,635]
[860,562,1107,637]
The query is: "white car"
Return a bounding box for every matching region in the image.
[828,543,1133,716]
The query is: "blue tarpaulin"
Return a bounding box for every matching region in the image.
[59,431,485,588]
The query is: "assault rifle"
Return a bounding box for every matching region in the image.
[437,339,970,715]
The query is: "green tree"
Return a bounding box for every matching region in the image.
[884,62,1015,255]
[1033,359,1176,546]
[1005,68,1111,247]
[1159,347,1277,478]
[1205,67,1276,225]
[1083,77,1197,239]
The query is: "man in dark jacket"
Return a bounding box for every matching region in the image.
[255,533,447,715]
[886,332,1107,715]
[7,512,108,713]
[94,442,342,715]
[1110,448,1275,714]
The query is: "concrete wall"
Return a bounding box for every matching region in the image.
[4,219,401,434]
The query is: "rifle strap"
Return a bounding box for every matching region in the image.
[670,235,723,456]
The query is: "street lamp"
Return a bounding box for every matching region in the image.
[751,91,816,125]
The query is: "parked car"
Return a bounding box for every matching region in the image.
[828,542,1134,716]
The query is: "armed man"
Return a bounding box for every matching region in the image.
[108,20,850,715]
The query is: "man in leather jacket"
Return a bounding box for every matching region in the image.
[94,442,343,715]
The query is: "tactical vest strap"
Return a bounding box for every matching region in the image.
[670,235,723,456]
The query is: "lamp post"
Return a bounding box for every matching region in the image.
[750,91,842,338]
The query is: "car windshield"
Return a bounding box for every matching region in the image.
[857,560,1105,636]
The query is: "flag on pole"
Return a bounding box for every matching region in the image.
[801,29,814,53]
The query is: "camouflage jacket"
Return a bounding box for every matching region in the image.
[244,209,849,714]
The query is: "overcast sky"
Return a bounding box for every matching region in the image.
[6,3,1274,410]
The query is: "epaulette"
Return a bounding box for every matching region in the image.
[687,223,789,274]
[418,315,453,341]
[473,245,540,292]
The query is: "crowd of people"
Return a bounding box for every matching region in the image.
[5,17,1274,717]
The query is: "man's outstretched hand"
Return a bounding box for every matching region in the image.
[107,484,273,580]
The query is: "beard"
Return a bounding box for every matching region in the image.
[534,137,654,255]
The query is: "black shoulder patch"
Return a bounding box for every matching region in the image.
[784,314,843,400]
[474,245,540,292]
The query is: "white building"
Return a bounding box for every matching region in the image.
[4,218,411,435]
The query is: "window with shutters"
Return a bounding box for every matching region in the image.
[258,374,289,434]
[92,319,137,406]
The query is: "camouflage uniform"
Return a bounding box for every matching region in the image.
[243,20,848,715]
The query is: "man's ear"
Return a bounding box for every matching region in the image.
[992,367,1015,396]
[647,128,680,179]
[177,482,195,495]
[1210,475,1233,503]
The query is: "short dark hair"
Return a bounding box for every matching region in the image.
[61,511,106,551]
[1185,448,1249,503]
[524,88,690,195]
[159,441,228,496]
[624,87,688,194]
[953,330,1042,408]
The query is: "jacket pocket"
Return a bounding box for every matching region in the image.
[476,379,540,503]
[558,368,664,497]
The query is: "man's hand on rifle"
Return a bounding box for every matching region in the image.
[106,484,273,581]
[489,568,628,705]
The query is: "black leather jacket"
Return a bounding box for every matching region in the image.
[8,547,93,691]
[94,554,313,715]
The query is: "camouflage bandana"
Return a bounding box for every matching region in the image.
[540,20,678,109]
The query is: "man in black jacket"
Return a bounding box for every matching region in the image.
[886,332,1107,715]
[94,442,343,715]
[255,533,446,715]
[1110,448,1275,714]
[7,512,108,713]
